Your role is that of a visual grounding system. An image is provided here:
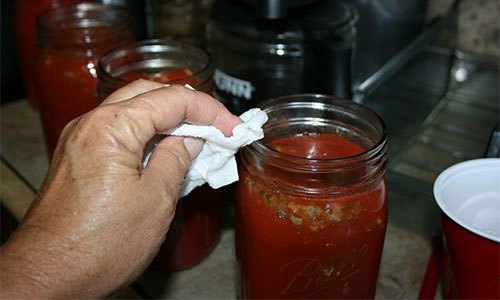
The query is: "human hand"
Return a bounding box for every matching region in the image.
[0,80,241,299]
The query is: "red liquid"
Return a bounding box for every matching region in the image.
[14,0,82,108]
[35,53,100,154]
[35,26,134,156]
[237,133,388,298]
[98,68,207,102]
[120,69,196,86]
[150,185,222,270]
[269,134,366,159]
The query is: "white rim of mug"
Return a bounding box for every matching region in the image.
[433,158,500,243]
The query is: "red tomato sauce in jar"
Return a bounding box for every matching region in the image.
[14,0,83,108]
[237,133,388,299]
[35,51,101,153]
[120,68,196,86]
[270,133,365,159]
[150,185,222,270]
[35,4,134,157]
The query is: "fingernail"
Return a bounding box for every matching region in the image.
[183,137,204,160]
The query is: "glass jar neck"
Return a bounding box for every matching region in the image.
[37,3,133,57]
[97,39,214,94]
[240,94,388,196]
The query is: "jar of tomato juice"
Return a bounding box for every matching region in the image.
[34,3,135,157]
[236,94,389,299]
[97,40,220,270]
[14,0,83,109]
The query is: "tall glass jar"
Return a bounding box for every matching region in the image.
[14,0,83,108]
[34,2,135,157]
[97,40,220,271]
[236,94,389,299]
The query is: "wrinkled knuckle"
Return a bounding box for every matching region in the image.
[128,93,156,112]
[59,117,79,138]
[63,107,115,145]
[81,107,115,131]
[167,85,192,102]
[90,105,115,120]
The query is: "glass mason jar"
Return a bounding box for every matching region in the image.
[97,39,214,98]
[236,94,389,299]
[14,0,83,109]
[97,39,220,271]
[34,2,135,157]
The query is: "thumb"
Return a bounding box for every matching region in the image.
[141,135,204,197]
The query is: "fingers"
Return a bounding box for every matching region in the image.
[65,80,242,196]
[87,82,242,191]
[108,84,241,149]
[100,79,166,105]
[122,84,241,194]
[102,79,242,136]
[141,136,195,193]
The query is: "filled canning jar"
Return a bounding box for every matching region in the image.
[14,0,83,109]
[236,94,389,299]
[34,2,134,157]
[97,40,220,270]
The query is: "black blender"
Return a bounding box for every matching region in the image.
[206,0,358,114]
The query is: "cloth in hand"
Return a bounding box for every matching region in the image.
[164,108,268,197]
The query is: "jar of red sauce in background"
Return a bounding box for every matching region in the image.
[97,39,214,97]
[14,0,83,109]
[34,2,135,157]
[236,94,389,299]
[97,40,220,270]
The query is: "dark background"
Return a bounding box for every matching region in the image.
[1,0,24,104]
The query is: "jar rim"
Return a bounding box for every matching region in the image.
[248,93,388,172]
[97,39,214,86]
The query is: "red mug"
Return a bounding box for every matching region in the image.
[434,158,500,299]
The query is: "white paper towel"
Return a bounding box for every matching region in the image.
[162,108,268,197]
